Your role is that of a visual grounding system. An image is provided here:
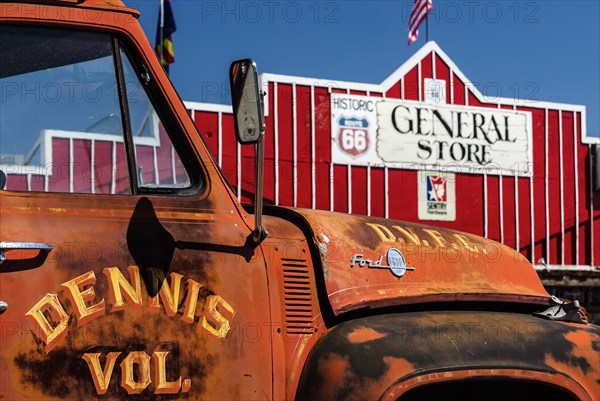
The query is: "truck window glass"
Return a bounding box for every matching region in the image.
[0,26,131,194]
[119,49,191,190]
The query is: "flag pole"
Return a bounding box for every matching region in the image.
[159,0,164,67]
[425,12,429,42]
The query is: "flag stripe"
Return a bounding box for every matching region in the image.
[408,8,427,31]
[408,1,430,26]
[408,0,432,45]
[409,0,431,28]
[408,4,428,29]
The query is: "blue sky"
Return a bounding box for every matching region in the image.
[125,0,600,137]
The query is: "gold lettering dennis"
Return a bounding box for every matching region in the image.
[26,266,236,353]
[61,270,105,326]
[25,293,70,354]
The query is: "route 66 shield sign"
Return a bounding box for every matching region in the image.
[337,117,370,157]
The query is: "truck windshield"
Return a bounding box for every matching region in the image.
[0,27,122,163]
[0,26,191,194]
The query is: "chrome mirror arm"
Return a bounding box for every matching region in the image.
[251,90,268,244]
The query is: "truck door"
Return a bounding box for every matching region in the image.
[0,24,271,400]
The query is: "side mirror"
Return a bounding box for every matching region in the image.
[228,59,268,244]
[229,59,264,144]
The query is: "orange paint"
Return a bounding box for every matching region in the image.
[543,329,600,399]
[347,327,388,344]
[315,354,351,400]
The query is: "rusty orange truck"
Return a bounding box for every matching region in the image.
[0,1,598,400]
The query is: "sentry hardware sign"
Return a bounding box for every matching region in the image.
[331,94,533,177]
[418,171,456,221]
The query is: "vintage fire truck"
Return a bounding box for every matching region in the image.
[0,1,598,400]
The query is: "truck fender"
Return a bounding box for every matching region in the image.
[294,311,599,401]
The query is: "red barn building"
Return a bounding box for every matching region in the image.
[185,42,600,319]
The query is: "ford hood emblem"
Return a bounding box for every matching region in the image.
[386,248,413,277]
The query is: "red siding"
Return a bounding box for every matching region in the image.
[277,84,294,207]
[518,177,532,258]
[350,166,368,216]
[435,54,450,88]
[457,174,484,237]
[386,81,400,99]
[220,113,237,195]
[575,113,594,265]
[388,170,417,222]
[404,66,419,101]
[562,111,576,265]
[94,141,113,195]
[452,74,466,105]
[487,175,501,242]
[72,139,91,193]
[547,110,561,265]
[333,165,348,213]
[370,167,386,217]
[264,82,276,205]
[420,52,433,101]
[6,174,27,191]
[314,86,331,210]
[502,175,517,249]
[195,111,219,157]
[296,85,312,208]
[114,142,129,195]
[49,138,69,193]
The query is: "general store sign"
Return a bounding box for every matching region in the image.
[331,94,533,176]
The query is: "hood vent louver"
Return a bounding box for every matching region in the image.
[281,257,315,335]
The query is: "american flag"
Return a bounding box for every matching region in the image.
[408,0,432,45]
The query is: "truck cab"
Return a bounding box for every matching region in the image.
[0,1,598,400]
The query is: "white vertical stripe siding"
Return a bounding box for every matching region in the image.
[590,144,595,266]
[499,172,504,244]
[292,83,298,208]
[218,112,223,166]
[544,109,550,264]
[573,112,579,265]
[69,138,74,193]
[274,82,280,205]
[558,111,565,265]
[483,173,488,237]
[91,139,96,194]
[310,86,316,209]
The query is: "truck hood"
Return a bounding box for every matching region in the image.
[291,209,550,316]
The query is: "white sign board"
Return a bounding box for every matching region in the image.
[418,171,456,221]
[331,94,533,176]
[424,78,446,104]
